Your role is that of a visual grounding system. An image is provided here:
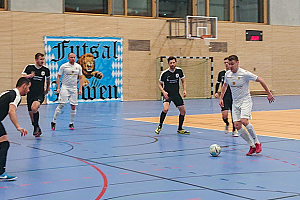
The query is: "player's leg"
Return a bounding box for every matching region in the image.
[51,103,66,130]
[155,99,170,134]
[69,105,76,130]
[52,86,69,130]
[175,96,190,135]
[230,112,238,137]
[232,104,255,155]
[240,101,261,153]
[69,88,78,130]
[31,100,42,137]
[223,97,237,136]
[228,98,237,136]
[221,109,229,134]
[0,123,16,181]
[26,96,34,125]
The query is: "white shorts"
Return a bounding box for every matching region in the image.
[58,86,78,105]
[232,98,253,122]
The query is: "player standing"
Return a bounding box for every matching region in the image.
[219,55,274,156]
[215,57,238,137]
[155,56,190,135]
[21,53,50,137]
[0,77,30,181]
[51,53,83,130]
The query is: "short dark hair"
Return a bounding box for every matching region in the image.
[35,53,44,59]
[224,57,229,60]
[167,56,177,63]
[228,55,239,62]
[68,52,75,57]
[16,77,30,87]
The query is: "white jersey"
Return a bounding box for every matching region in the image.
[58,62,82,88]
[224,67,257,103]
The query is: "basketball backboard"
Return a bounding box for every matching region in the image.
[186,16,217,40]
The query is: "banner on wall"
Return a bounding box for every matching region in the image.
[44,36,123,104]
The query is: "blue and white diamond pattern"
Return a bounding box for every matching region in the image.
[44,36,123,103]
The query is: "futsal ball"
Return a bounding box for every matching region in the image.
[209,144,221,157]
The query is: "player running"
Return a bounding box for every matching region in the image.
[219,55,274,156]
[21,53,50,137]
[51,53,83,130]
[0,77,30,181]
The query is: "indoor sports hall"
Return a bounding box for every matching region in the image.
[1,95,300,200]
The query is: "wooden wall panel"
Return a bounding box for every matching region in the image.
[1,11,300,101]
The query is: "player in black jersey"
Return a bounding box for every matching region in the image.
[215,57,238,137]
[155,56,190,135]
[21,53,50,137]
[0,77,30,181]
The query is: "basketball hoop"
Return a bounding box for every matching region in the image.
[201,35,213,46]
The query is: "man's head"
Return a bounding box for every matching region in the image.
[168,56,177,70]
[35,53,45,67]
[224,57,230,71]
[68,53,76,65]
[16,77,31,96]
[228,55,239,73]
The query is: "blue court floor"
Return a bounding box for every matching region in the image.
[1,96,300,200]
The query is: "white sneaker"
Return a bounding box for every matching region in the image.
[224,125,229,134]
[232,130,238,137]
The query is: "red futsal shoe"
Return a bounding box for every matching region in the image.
[255,143,262,154]
[246,146,256,156]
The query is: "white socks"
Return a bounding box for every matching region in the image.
[245,123,260,144]
[238,128,255,147]
[70,109,76,124]
[53,103,65,123]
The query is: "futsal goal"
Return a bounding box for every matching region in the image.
[156,56,214,100]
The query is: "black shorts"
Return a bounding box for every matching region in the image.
[221,96,232,111]
[27,94,45,111]
[163,94,184,107]
[0,122,7,137]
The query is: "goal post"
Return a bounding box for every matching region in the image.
[156,56,214,100]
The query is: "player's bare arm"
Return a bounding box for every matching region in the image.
[256,77,275,103]
[22,72,35,79]
[181,77,187,97]
[158,82,168,100]
[56,74,61,94]
[78,75,83,95]
[8,104,27,136]
[219,83,228,107]
[45,76,50,95]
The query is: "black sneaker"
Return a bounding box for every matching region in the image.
[33,126,42,137]
[69,123,74,130]
[51,122,56,130]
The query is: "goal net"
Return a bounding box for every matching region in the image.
[156,56,213,100]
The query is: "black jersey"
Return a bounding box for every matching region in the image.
[159,67,184,96]
[22,65,50,97]
[0,89,21,121]
[216,70,232,99]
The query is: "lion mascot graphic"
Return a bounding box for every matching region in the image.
[77,53,103,86]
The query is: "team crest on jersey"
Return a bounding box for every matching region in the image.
[72,71,74,73]
[233,82,235,85]
[176,74,179,78]
[238,77,240,80]
[41,71,45,76]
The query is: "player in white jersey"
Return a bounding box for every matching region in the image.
[219,55,274,156]
[51,53,83,130]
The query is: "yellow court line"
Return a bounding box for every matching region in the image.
[127,109,300,140]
